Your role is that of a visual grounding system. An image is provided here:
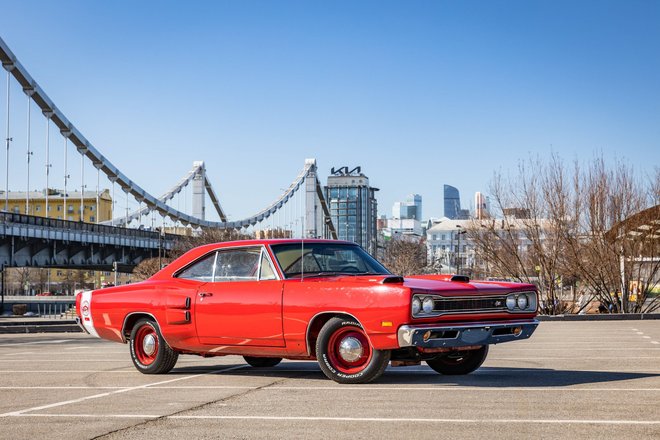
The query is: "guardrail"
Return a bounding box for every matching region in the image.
[1,212,177,246]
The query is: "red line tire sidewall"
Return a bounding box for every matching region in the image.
[129,318,178,374]
[316,317,390,384]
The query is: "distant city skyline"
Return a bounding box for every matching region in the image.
[1,1,658,221]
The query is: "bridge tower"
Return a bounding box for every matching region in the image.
[304,158,318,238]
[192,161,205,220]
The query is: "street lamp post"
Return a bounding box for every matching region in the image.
[456,226,467,275]
[25,90,34,215]
[5,70,12,213]
[44,111,52,219]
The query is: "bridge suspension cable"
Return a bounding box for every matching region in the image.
[0,36,336,237]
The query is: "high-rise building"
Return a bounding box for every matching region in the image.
[443,185,461,219]
[325,166,378,254]
[406,193,422,220]
[475,192,489,220]
[392,194,422,220]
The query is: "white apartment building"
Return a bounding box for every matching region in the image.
[426,218,551,275]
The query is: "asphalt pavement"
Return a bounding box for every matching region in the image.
[0,320,658,439]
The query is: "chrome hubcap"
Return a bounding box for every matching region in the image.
[338,336,363,362]
[142,334,156,356]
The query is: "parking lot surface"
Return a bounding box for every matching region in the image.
[0,320,659,439]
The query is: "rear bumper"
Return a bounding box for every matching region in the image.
[397,319,539,348]
[75,316,90,335]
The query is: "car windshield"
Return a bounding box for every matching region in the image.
[270,242,391,279]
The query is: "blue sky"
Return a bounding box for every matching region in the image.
[1,0,658,220]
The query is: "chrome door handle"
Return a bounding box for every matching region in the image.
[198,292,213,298]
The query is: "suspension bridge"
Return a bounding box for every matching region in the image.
[0,36,337,271]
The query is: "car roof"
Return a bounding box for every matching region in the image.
[151,238,357,280]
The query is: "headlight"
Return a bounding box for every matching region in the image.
[412,297,421,315]
[517,294,528,310]
[422,297,435,314]
[506,295,516,310]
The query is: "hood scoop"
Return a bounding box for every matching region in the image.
[450,275,470,283]
[381,276,405,284]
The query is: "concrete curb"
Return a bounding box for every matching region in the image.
[537,313,660,321]
[0,323,82,334]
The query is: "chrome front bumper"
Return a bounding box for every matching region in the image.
[397,320,539,348]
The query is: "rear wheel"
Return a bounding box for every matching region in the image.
[129,318,178,374]
[425,346,488,375]
[316,317,390,384]
[243,356,282,368]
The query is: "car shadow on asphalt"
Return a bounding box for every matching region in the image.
[169,362,659,387]
[376,366,660,387]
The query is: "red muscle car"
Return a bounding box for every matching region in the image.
[76,239,538,384]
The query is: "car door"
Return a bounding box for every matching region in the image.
[194,246,285,347]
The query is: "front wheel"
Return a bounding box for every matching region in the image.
[243,356,282,368]
[129,318,178,374]
[316,317,390,384]
[425,345,489,375]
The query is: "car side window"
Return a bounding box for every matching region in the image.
[177,252,217,282]
[259,250,277,281]
[214,248,261,282]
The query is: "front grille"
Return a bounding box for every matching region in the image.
[433,296,508,314]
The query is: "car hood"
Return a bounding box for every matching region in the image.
[303,274,535,295]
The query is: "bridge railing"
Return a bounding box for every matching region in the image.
[0,212,177,242]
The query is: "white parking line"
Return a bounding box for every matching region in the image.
[0,365,248,417]
[0,370,136,373]
[5,386,660,392]
[0,358,212,362]
[3,387,132,390]
[11,414,660,425]
[499,347,660,351]
[8,356,655,364]
[0,340,71,347]
[0,359,129,362]
[490,356,660,360]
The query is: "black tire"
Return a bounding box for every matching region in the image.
[243,356,282,368]
[129,318,178,374]
[425,345,489,375]
[316,317,390,384]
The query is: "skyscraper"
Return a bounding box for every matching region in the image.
[325,166,379,254]
[444,185,461,219]
[475,192,488,220]
[406,194,422,220]
[392,194,422,220]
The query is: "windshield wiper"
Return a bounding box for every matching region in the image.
[287,271,344,279]
[342,272,383,276]
[288,271,386,279]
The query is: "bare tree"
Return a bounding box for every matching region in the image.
[468,154,659,314]
[170,228,252,260]
[132,228,254,280]
[468,155,567,314]
[133,258,169,282]
[382,236,427,276]
[7,267,33,295]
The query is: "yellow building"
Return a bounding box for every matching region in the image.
[3,188,112,222]
[2,188,133,295]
